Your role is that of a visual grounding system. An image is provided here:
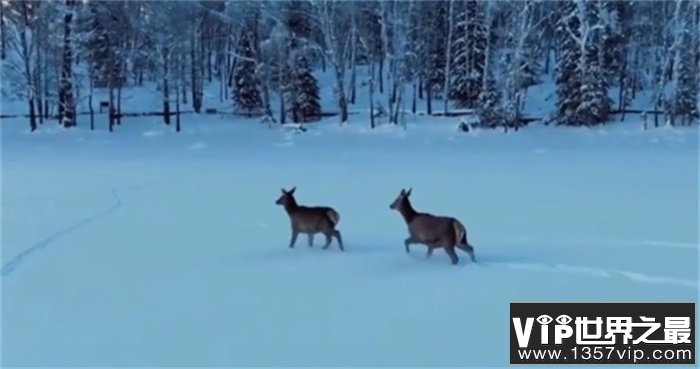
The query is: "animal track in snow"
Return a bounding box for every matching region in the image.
[1,189,122,277]
[480,260,698,289]
[506,236,697,250]
[1,179,165,278]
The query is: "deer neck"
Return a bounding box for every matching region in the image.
[283,198,299,215]
[399,201,418,224]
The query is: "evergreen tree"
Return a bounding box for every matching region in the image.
[602,0,632,86]
[670,27,699,124]
[555,1,582,125]
[579,0,612,125]
[451,0,487,108]
[232,30,262,115]
[285,0,312,48]
[84,2,125,88]
[289,55,321,123]
[477,70,503,128]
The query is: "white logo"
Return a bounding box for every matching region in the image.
[512,315,692,348]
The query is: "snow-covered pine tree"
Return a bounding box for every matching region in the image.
[289,55,321,123]
[450,0,487,109]
[475,3,504,130]
[419,0,448,114]
[601,0,630,87]
[555,1,582,125]
[670,22,699,125]
[477,70,503,129]
[84,2,124,89]
[578,0,612,125]
[285,0,312,50]
[232,30,262,116]
[603,0,635,116]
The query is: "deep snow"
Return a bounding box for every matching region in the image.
[1,110,698,366]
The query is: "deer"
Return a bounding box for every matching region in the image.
[389,188,476,265]
[275,187,344,251]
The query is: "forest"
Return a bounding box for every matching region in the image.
[1,0,699,132]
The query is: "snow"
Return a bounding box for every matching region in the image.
[1,107,698,366]
[2,54,699,367]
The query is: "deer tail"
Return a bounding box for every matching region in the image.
[452,219,467,245]
[327,209,340,227]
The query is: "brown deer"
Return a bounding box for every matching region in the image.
[389,188,476,265]
[275,187,344,251]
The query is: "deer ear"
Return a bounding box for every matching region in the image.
[289,186,296,194]
[406,188,412,196]
[281,188,287,194]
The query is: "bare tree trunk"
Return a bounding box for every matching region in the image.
[418,74,423,99]
[426,84,432,115]
[443,0,454,115]
[199,19,206,108]
[369,66,375,129]
[378,57,384,94]
[349,6,357,105]
[412,83,417,114]
[89,78,95,130]
[108,82,115,132]
[19,2,36,131]
[176,78,181,132]
[182,59,187,104]
[36,45,44,125]
[0,1,5,60]
[191,19,202,113]
[379,2,392,119]
[219,56,225,103]
[279,90,286,124]
[116,68,123,126]
[60,0,77,127]
[163,47,171,125]
[619,57,627,121]
[335,65,348,123]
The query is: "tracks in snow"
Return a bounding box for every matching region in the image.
[472,237,698,290]
[1,189,122,277]
[1,178,167,278]
[2,182,696,291]
[477,260,698,290]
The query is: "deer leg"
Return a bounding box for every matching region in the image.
[322,232,333,250]
[289,231,299,248]
[444,246,459,265]
[426,246,434,258]
[333,230,344,251]
[456,243,476,262]
[404,237,416,253]
[308,234,314,247]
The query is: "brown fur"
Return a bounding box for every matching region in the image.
[276,187,344,251]
[389,188,476,265]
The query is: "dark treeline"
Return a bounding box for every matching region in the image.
[1,0,698,132]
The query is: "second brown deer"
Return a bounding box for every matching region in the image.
[275,187,344,251]
[389,188,476,265]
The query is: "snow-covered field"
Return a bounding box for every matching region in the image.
[1,110,698,366]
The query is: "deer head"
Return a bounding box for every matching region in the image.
[275,186,297,206]
[389,188,412,210]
